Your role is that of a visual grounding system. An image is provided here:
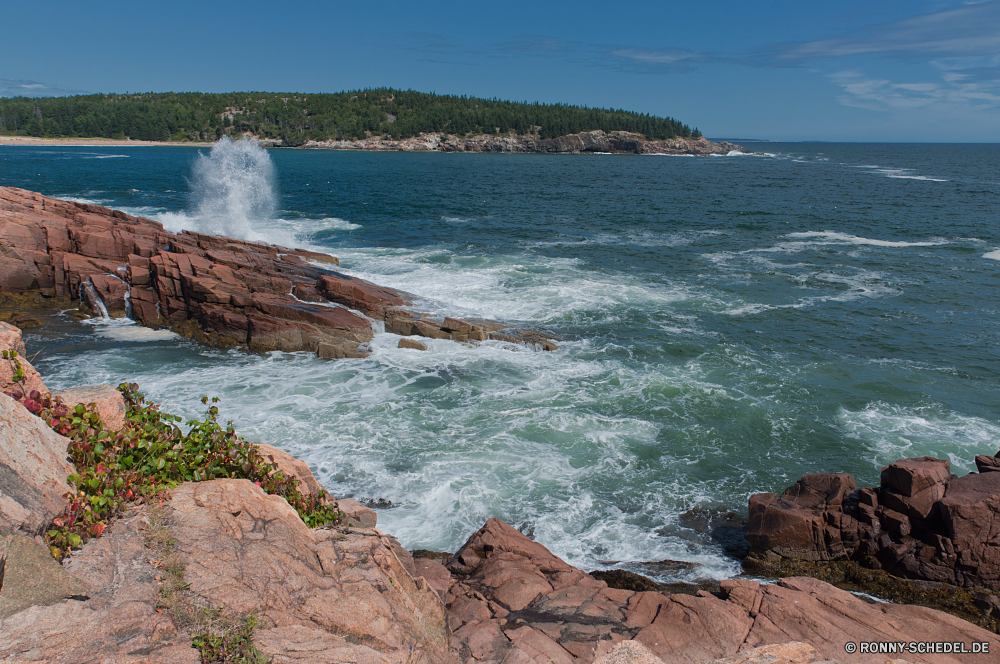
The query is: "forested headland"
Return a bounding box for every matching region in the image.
[0,89,701,143]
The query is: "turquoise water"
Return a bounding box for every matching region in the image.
[2,142,998,582]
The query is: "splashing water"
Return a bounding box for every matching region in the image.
[188,137,279,242]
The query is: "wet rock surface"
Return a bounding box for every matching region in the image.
[745,453,1000,592]
[0,186,558,356]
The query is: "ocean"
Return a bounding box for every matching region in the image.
[1,140,998,584]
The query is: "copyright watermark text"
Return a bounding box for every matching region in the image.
[844,641,990,654]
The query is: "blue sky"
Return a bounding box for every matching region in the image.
[3,1,1000,141]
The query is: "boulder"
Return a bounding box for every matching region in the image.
[318,272,409,319]
[399,337,428,351]
[745,453,1000,591]
[52,384,127,431]
[746,474,861,562]
[167,479,456,664]
[975,454,1000,474]
[0,508,199,662]
[0,321,47,397]
[255,442,322,497]
[0,530,90,620]
[333,497,378,529]
[440,519,999,663]
[0,392,74,535]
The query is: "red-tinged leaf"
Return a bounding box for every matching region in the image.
[89,522,105,538]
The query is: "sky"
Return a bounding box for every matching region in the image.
[3,0,1000,142]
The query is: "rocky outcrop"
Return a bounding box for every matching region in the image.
[746,453,1000,592]
[0,392,74,536]
[0,480,456,663]
[0,186,558,356]
[167,479,455,664]
[433,518,997,664]
[0,321,46,397]
[0,508,199,663]
[296,131,743,156]
[51,384,127,431]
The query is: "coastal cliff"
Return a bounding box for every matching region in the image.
[267,130,742,155]
[0,186,558,357]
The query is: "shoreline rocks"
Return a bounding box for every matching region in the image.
[434,518,999,663]
[0,186,558,357]
[2,356,1000,660]
[271,130,743,156]
[745,452,1000,594]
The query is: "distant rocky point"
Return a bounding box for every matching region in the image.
[260,130,744,155]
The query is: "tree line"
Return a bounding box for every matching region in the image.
[0,89,701,143]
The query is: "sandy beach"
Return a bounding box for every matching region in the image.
[0,135,203,147]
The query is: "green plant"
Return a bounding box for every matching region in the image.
[143,506,270,663]
[6,383,343,560]
[193,613,271,664]
[2,347,26,395]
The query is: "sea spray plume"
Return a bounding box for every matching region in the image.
[191,136,277,241]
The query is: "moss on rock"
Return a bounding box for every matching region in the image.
[743,555,1000,634]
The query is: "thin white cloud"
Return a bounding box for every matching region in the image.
[0,78,88,98]
[829,69,1000,111]
[756,1,1000,64]
[404,33,711,74]
[611,48,702,65]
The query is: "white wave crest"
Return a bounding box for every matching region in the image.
[82,317,180,342]
[984,249,1000,261]
[784,231,948,248]
[856,165,947,182]
[838,402,1000,475]
[306,217,361,231]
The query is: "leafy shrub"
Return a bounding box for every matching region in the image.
[5,383,343,559]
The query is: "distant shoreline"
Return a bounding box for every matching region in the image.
[0,136,199,147]
[0,131,743,155]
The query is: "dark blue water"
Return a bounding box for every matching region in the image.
[2,142,998,581]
